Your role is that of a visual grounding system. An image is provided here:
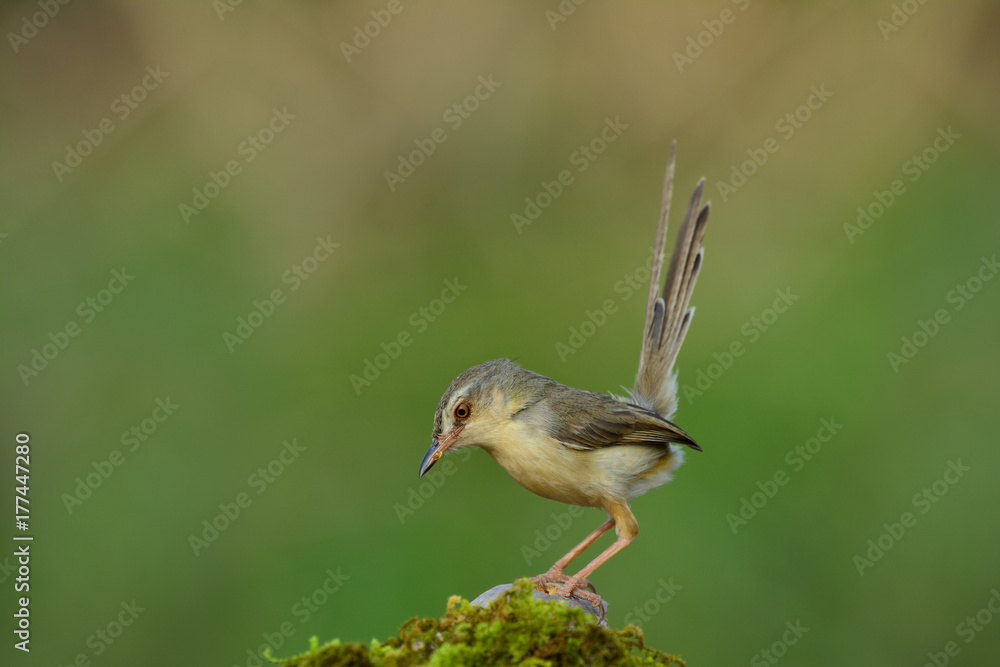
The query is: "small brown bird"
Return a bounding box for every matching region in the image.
[418,143,708,610]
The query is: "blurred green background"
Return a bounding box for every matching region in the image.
[3,2,999,665]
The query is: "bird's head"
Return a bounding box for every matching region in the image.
[418,358,547,477]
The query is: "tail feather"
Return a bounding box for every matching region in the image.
[632,143,709,420]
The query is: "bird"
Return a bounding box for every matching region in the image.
[417,142,709,612]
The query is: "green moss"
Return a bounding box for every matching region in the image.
[277,579,684,667]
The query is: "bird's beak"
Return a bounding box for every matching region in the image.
[418,424,465,477]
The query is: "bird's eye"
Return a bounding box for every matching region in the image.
[454,402,471,420]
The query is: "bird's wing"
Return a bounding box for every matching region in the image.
[547,391,701,452]
[631,143,709,420]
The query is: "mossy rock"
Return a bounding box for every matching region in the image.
[277,579,684,666]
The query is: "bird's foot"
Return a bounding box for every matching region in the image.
[530,571,595,596]
[554,576,606,622]
[529,572,567,596]
[531,572,604,621]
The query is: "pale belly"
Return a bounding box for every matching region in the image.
[484,434,684,509]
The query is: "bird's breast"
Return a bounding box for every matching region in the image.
[480,421,681,508]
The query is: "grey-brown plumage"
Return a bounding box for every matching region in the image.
[432,359,700,455]
[418,144,709,611]
[541,383,699,453]
[633,142,709,420]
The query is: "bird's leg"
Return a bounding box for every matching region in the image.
[530,518,615,594]
[555,534,635,610]
[555,504,639,615]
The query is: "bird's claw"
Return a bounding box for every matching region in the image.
[554,577,600,602]
[554,578,606,623]
[530,572,595,596]
[529,573,604,621]
[529,573,565,596]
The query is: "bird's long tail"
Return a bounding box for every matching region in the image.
[631,143,709,420]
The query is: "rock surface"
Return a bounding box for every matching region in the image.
[472,582,609,628]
